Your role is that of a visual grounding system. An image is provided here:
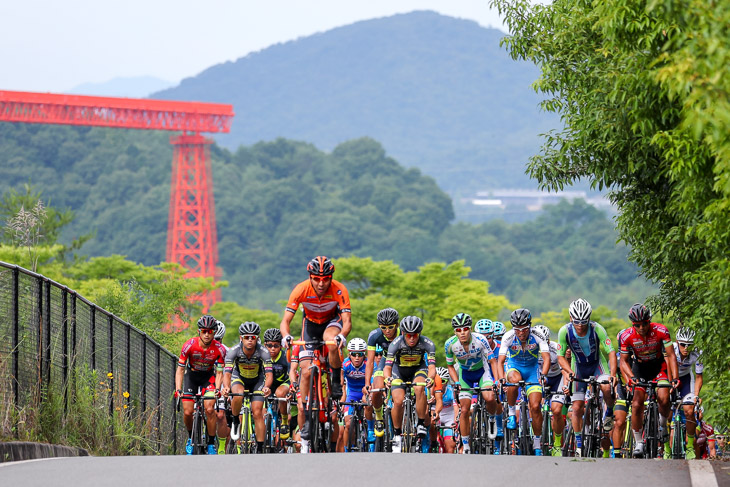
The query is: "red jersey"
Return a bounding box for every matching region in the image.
[285,279,351,324]
[619,323,671,363]
[178,337,226,372]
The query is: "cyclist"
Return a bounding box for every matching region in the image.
[262,328,292,441]
[532,324,567,456]
[670,326,703,459]
[214,320,231,454]
[619,303,678,458]
[696,407,717,459]
[497,308,551,455]
[342,337,368,451]
[557,298,617,457]
[366,307,400,439]
[175,314,227,455]
[223,321,273,454]
[445,312,500,454]
[492,321,506,354]
[476,319,504,445]
[433,367,457,453]
[279,256,350,401]
[383,315,437,453]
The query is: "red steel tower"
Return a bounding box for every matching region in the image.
[0,90,234,320]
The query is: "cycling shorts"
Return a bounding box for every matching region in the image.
[506,362,542,396]
[231,370,266,403]
[544,374,566,405]
[182,369,216,402]
[572,361,610,402]
[272,377,291,392]
[299,315,343,360]
[632,359,669,392]
[344,390,364,416]
[677,373,693,399]
[458,367,494,401]
[373,355,387,378]
[615,380,629,412]
[391,362,428,390]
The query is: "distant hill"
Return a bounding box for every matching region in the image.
[152,11,558,200]
[69,76,175,98]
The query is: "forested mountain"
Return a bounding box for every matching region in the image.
[152,11,557,197]
[0,122,652,314]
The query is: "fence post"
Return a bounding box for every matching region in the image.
[108,314,114,418]
[11,267,19,436]
[141,335,147,415]
[36,275,43,393]
[44,279,51,386]
[90,305,96,370]
[156,346,162,453]
[125,324,131,410]
[70,292,77,401]
[172,358,177,454]
[62,288,68,413]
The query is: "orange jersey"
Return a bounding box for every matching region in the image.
[285,279,351,324]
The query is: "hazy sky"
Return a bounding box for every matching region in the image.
[2,1,509,94]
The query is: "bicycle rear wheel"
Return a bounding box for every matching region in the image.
[541,406,552,453]
[519,403,533,455]
[671,418,685,459]
[646,404,659,458]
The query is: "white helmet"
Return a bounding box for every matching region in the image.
[675,327,695,344]
[532,324,551,342]
[214,320,226,341]
[347,337,367,353]
[569,298,592,322]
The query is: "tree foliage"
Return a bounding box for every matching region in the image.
[491,0,730,423]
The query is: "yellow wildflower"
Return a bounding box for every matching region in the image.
[122,391,130,398]
[107,373,114,379]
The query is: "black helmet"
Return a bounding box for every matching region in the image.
[400,316,424,334]
[377,307,399,326]
[307,256,335,276]
[451,313,472,329]
[238,321,261,336]
[197,314,217,330]
[263,328,283,343]
[628,303,651,323]
[510,308,532,328]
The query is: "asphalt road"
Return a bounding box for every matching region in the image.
[2,454,725,487]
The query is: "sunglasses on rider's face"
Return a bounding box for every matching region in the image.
[454,327,471,333]
[678,342,694,349]
[404,333,419,339]
[572,319,590,326]
[265,342,281,348]
[310,276,331,283]
[633,321,650,328]
[350,352,365,358]
[200,329,215,335]
[379,324,397,331]
[242,335,258,341]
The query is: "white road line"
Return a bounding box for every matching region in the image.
[689,460,719,487]
[0,457,68,468]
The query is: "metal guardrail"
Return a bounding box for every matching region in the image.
[0,261,183,454]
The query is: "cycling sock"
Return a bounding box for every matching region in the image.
[394,428,402,436]
[256,441,264,452]
[659,414,668,428]
[187,430,193,439]
[331,367,342,384]
[462,435,470,445]
[687,436,695,447]
[633,430,643,445]
[575,434,582,449]
[496,414,503,430]
[208,435,216,445]
[533,435,541,449]
[367,419,375,432]
[605,405,614,416]
[508,406,516,416]
[282,416,289,425]
[375,406,383,421]
[330,441,337,451]
[417,418,425,427]
[232,416,240,425]
[554,433,562,447]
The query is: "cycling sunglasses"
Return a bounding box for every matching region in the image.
[677,342,694,350]
[404,333,420,339]
[454,327,471,333]
[632,320,651,328]
[241,335,258,341]
[572,319,590,326]
[265,342,281,348]
[199,328,215,335]
[379,324,397,331]
[349,352,365,358]
[310,275,332,282]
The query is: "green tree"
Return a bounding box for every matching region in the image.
[491,0,730,422]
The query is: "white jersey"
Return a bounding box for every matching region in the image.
[538,340,562,377]
[673,342,703,377]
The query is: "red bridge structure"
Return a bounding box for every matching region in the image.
[0,90,234,323]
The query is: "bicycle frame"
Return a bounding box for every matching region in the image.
[461,386,496,455]
[570,375,613,458]
[293,339,336,453]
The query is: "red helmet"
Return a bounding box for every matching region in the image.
[307,256,335,276]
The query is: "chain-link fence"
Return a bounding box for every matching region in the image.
[0,261,183,454]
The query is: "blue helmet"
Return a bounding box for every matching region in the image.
[475,319,493,335]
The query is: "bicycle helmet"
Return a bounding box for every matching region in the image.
[263,328,283,343]
[569,298,592,322]
[452,312,472,329]
[532,324,551,342]
[238,321,261,336]
[347,337,367,352]
[493,322,506,338]
[377,307,399,326]
[375,344,384,355]
[214,320,226,341]
[197,314,217,330]
[475,319,493,335]
[675,327,695,344]
[400,316,424,334]
[510,308,532,328]
[307,256,335,276]
[436,367,450,383]
[628,303,651,323]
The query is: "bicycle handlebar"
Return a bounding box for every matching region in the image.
[292,340,337,346]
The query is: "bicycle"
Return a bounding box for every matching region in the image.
[229,391,257,454]
[540,385,555,455]
[461,386,496,455]
[398,381,428,453]
[293,339,336,453]
[264,396,291,453]
[570,375,613,458]
[177,387,211,455]
[502,380,540,456]
[341,400,370,452]
[498,385,516,455]
[631,379,672,458]
[668,394,694,459]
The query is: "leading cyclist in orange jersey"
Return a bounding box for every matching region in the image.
[280,256,351,401]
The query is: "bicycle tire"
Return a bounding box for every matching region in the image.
[241,408,252,454]
[307,368,321,453]
[541,404,552,453]
[562,423,575,457]
[361,416,370,452]
[519,401,532,455]
[191,407,204,455]
[646,403,658,458]
[582,398,596,457]
[470,405,481,454]
[348,413,359,452]
[671,418,685,459]
[402,398,413,453]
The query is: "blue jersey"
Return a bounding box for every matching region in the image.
[343,357,367,393]
[498,329,549,368]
